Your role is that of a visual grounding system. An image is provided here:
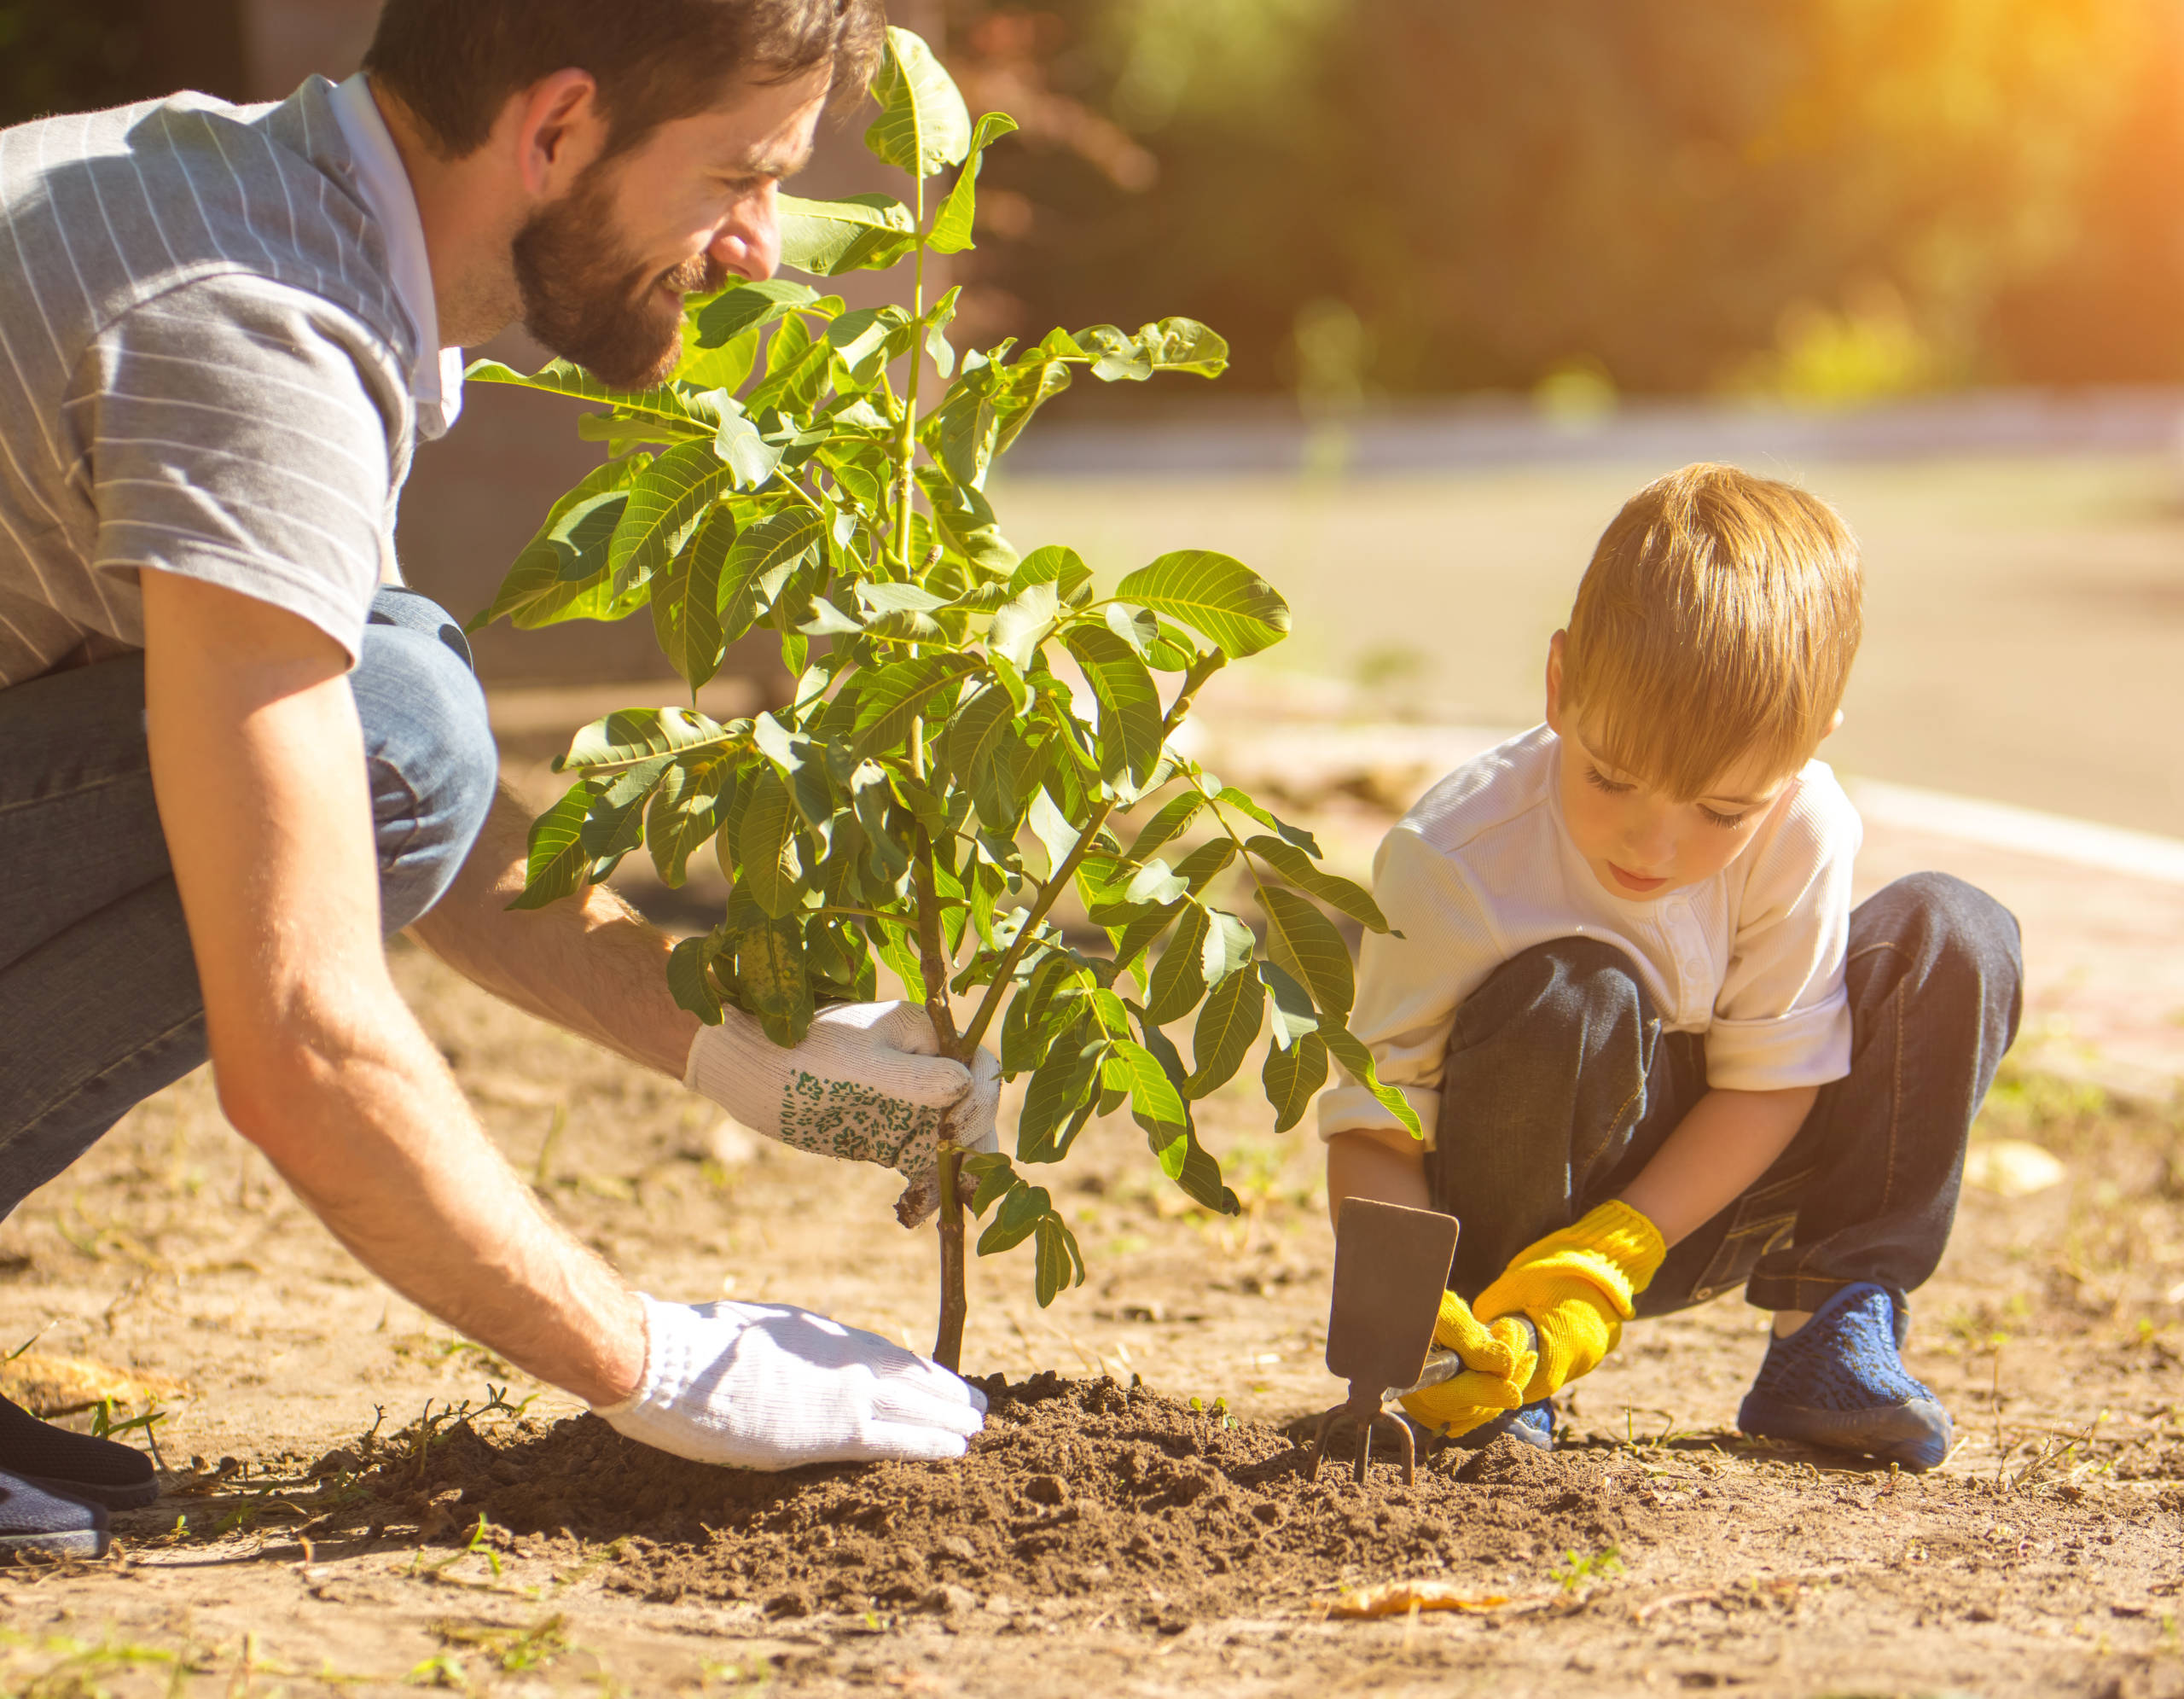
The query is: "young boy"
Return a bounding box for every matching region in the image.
[1322,463,2022,1470]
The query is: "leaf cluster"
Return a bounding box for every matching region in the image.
[470,28,1420,1309]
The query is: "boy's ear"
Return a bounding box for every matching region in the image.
[1822,707,1844,742]
[1545,630,1567,731]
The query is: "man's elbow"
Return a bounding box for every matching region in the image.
[205,996,391,1161]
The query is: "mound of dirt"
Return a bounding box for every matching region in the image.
[334,1373,1647,1621]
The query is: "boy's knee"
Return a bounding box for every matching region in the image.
[351,610,498,933]
[1460,935,1653,1040]
[1864,872,2023,993]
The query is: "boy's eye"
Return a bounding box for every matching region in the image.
[1583,765,1635,796]
[1699,804,1748,829]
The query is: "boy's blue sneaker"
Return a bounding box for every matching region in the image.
[0,1469,107,1562]
[1446,1399,1554,1452]
[0,1394,160,1510]
[1738,1283,1952,1471]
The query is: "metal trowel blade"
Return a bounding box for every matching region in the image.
[1324,1197,1460,1395]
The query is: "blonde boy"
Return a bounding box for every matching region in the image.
[1324,463,2021,1469]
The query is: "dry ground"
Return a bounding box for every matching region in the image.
[0,933,2179,1696]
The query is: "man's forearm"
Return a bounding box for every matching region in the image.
[1618,1085,1815,1246]
[410,785,700,1079]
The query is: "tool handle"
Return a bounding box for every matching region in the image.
[1385,1316,1540,1402]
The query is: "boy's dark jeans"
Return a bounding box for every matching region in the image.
[1423,873,2024,1324]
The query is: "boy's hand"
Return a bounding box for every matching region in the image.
[1397,1291,1539,1436]
[1475,1201,1666,1402]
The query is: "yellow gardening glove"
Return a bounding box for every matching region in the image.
[1475,1201,1666,1404]
[1398,1290,1542,1439]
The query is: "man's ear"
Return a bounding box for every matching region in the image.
[507,69,607,200]
[1544,629,1567,733]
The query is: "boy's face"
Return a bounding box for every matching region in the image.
[1545,633,1809,899]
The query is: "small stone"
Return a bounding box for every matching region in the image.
[922,1583,979,1615]
[309,1447,363,1478]
[1025,1474,1070,1507]
[935,1534,976,1562]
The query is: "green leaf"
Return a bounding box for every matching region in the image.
[580,753,673,860]
[1244,835,1390,931]
[668,933,724,1024]
[735,767,805,918]
[646,758,729,887]
[776,192,918,276]
[738,913,814,1047]
[558,706,741,773]
[851,653,981,761]
[713,411,782,488]
[1262,1031,1327,1132]
[1142,900,1210,1026]
[469,456,651,631]
[718,509,824,643]
[1032,1213,1084,1307]
[1171,836,1237,894]
[1017,1037,1104,1163]
[1214,786,1320,856]
[987,581,1058,671]
[746,315,832,413]
[465,358,717,428]
[864,25,972,179]
[1064,625,1164,790]
[1072,318,1230,381]
[961,1152,1019,1217]
[1185,964,1265,1097]
[692,278,821,346]
[1114,550,1290,658]
[928,110,1019,254]
[1259,959,1322,1049]
[1108,1039,1188,1153]
[1008,544,1093,604]
[1126,789,1205,861]
[1258,886,1354,1019]
[652,507,732,691]
[1200,907,1257,986]
[916,466,1018,574]
[1025,785,1081,879]
[944,682,1024,829]
[508,782,594,911]
[1322,1025,1424,1138]
[609,439,734,595]
[977,1181,1051,1254]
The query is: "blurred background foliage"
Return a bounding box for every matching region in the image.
[7,0,2184,403]
[942,0,2184,401]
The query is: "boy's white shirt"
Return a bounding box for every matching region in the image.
[1319,724,1862,1149]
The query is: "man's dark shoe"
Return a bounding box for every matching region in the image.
[1739,1282,1953,1471]
[0,1469,108,1561]
[0,1394,160,1510]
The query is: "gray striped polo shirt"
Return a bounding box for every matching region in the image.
[0,76,443,687]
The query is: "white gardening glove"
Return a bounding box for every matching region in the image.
[684,1000,1001,1228]
[592,1294,988,1469]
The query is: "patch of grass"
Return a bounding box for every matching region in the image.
[1551,1544,1625,1594]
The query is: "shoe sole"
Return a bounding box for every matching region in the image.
[0,1525,108,1562]
[22,1472,160,1510]
[1739,1393,1953,1472]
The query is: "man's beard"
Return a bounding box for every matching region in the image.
[510,161,723,389]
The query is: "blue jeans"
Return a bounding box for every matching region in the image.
[0,588,498,1222]
[1423,873,2024,1324]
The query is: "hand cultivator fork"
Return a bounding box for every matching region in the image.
[1308,1198,1466,1489]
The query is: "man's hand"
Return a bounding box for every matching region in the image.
[1475,1201,1665,1402]
[595,1296,988,1468]
[682,1002,1001,1226]
[1398,1289,1538,1438]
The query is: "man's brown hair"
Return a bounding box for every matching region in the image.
[362,0,886,161]
[1560,463,1863,801]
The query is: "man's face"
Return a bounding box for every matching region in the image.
[512,67,829,387]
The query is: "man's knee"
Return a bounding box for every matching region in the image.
[351,602,497,933]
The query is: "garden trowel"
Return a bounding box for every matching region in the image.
[1308,1196,1468,1487]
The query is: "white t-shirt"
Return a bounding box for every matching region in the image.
[1318,724,1862,1148]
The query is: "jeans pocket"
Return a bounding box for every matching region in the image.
[1687,1166,1813,1302]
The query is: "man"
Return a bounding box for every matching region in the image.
[0,0,996,1562]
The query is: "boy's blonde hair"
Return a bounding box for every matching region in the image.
[1561,463,1862,801]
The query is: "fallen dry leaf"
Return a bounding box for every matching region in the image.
[0,1352,189,1416]
[1325,1580,1515,1619]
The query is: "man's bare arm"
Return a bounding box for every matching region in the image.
[141,573,643,1404]
[408,785,699,1079]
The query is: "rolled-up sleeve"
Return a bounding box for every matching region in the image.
[1706,773,1863,1092]
[1318,824,1504,1146]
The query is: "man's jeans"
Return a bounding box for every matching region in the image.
[1423,874,2024,1324]
[0,588,497,1223]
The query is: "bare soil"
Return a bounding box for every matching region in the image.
[3,716,2182,1695]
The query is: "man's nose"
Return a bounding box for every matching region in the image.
[712,182,781,283]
